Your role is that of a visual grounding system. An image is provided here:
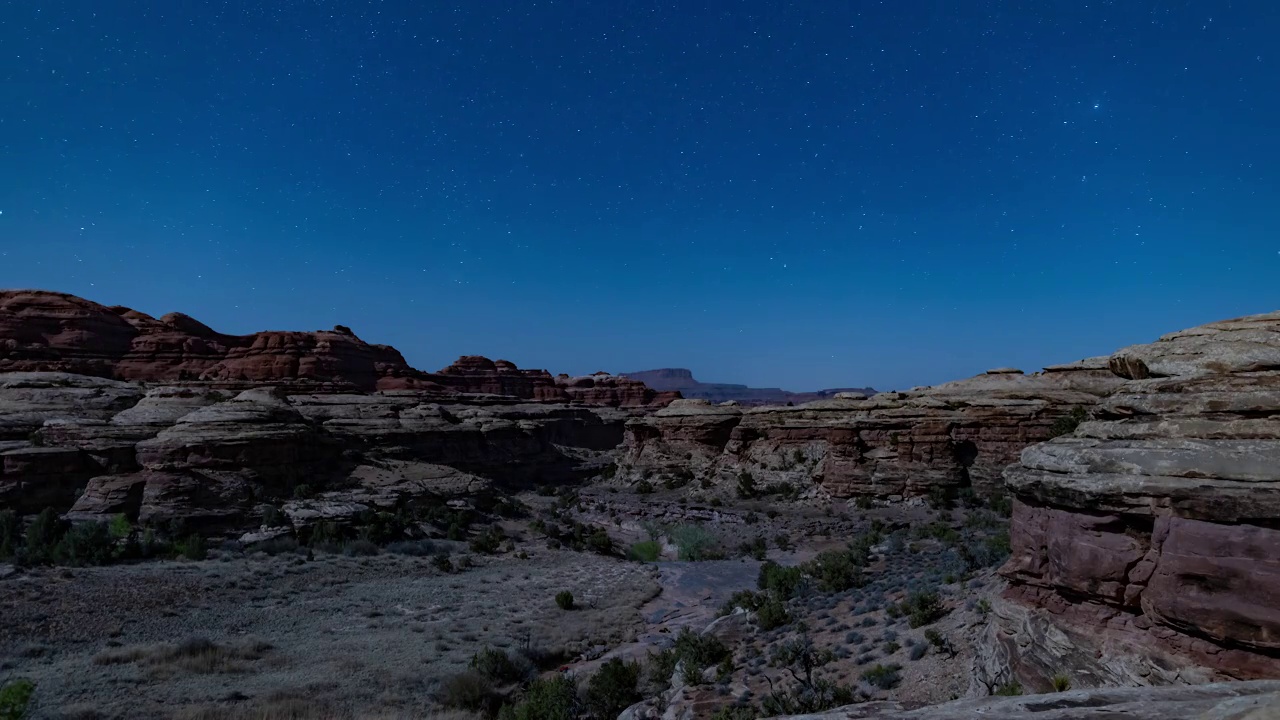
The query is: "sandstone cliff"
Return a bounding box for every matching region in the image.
[993,311,1280,683]
[0,290,676,407]
[617,361,1123,498]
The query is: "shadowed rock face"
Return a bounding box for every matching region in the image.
[0,290,676,407]
[999,311,1280,680]
[616,360,1123,498]
[0,372,634,532]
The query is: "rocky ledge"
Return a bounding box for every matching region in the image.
[996,311,1280,682]
[772,680,1280,720]
[617,360,1123,499]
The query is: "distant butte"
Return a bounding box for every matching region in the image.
[619,367,875,406]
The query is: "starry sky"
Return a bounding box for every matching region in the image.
[2,2,1278,391]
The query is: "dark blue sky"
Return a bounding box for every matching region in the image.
[3,2,1277,390]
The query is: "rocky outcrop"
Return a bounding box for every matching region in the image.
[0,369,639,533]
[617,360,1123,499]
[766,680,1280,720]
[0,290,675,406]
[620,367,875,406]
[998,311,1280,681]
[434,356,679,407]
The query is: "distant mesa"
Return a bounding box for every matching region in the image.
[620,367,876,406]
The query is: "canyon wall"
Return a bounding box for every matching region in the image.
[991,311,1280,684]
[617,361,1123,498]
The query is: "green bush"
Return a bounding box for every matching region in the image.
[994,682,1022,696]
[635,479,655,494]
[176,534,207,561]
[627,540,661,562]
[719,589,764,616]
[899,590,947,628]
[555,591,574,610]
[469,647,528,684]
[801,549,864,593]
[0,679,34,720]
[56,522,115,566]
[23,508,66,564]
[736,472,758,499]
[499,675,578,720]
[469,526,505,555]
[757,561,804,599]
[108,514,133,540]
[672,628,729,676]
[1051,673,1072,692]
[670,524,719,561]
[584,658,641,720]
[755,596,791,631]
[861,663,902,690]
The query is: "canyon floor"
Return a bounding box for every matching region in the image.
[0,485,1009,720]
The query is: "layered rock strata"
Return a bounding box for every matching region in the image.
[0,371,635,533]
[998,311,1280,681]
[618,360,1123,498]
[0,290,676,407]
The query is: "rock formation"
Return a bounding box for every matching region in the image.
[0,290,676,406]
[767,680,1280,720]
[995,311,1280,683]
[620,367,876,406]
[617,360,1124,498]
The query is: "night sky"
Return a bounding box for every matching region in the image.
[3,2,1277,391]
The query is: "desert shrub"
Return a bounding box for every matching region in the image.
[292,483,313,499]
[1047,406,1088,439]
[738,536,767,560]
[635,479,655,494]
[499,675,578,720]
[469,526,505,555]
[802,549,864,593]
[670,524,719,561]
[438,670,501,715]
[470,647,529,684]
[758,561,804,599]
[55,522,115,566]
[719,590,764,616]
[926,485,953,510]
[994,682,1022,696]
[773,532,794,551]
[176,534,207,561]
[0,678,34,720]
[22,508,66,564]
[908,643,927,660]
[555,591,574,610]
[108,514,133,540]
[1051,673,1072,692]
[647,648,679,690]
[861,663,902,690]
[736,472,758,499]
[583,528,614,555]
[584,658,641,720]
[761,638,855,714]
[432,552,454,573]
[755,596,790,631]
[628,540,661,562]
[892,590,947,628]
[673,628,730,676]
